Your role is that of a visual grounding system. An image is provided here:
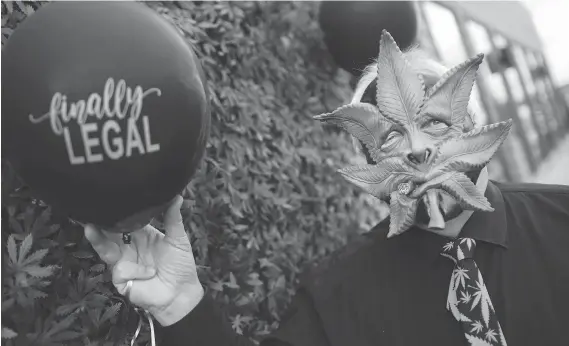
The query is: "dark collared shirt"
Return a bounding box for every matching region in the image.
[163,182,569,346]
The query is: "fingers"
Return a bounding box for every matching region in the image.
[163,195,187,240]
[112,261,156,290]
[84,224,121,265]
[99,229,124,244]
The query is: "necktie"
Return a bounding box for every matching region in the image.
[441,238,507,346]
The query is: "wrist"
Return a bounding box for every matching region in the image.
[151,285,205,326]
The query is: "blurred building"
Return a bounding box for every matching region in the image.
[415,1,569,182]
[560,83,569,108]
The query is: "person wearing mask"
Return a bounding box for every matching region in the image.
[85,32,569,346]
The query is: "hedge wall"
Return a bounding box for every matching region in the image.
[1,2,386,345]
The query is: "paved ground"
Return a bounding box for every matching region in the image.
[526,133,569,185]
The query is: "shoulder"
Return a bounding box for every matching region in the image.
[495,181,569,196]
[494,181,569,227]
[494,181,569,207]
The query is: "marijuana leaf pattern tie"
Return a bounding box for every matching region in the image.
[441,238,507,346]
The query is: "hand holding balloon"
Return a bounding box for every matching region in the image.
[84,196,204,326]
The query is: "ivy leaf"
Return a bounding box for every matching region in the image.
[8,211,24,235]
[100,303,122,324]
[246,273,263,286]
[431,120,513,176]
[259,258,278,269]
[56,304,78,317]
[235,295,251,307]
[13,1,26,12]
[338,158,419,201]
[21,248,49,267]
[89,264,106,273]
[209,280,225,292]
[1,27,13,39]
[7,234,18,264]
[230,314,253,335]
[43,314,80,342]
[3,1,14,15]
[20,206,36,234]
[5,234,53,274]
[226,272,240,289]
[84,274,104,292]
[31,207,55,235]
[27,288,48,301]
[72,250,95,259]
[388,191,418,238]
[1,326,17,339]
[13,1,34,16]
[23,264,58,279]
[18,233,33,263]
[50,330,84,343]
[272,274,286,291]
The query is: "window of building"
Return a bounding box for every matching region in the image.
[517,103,542,158]
[415,2,440,60]
[466,21,492,53]
[422,2,468,66]
[492,34,525,103]
[511,45,537,96]
[465,23,508,107]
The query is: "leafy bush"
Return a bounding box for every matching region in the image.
[2,1,386,345]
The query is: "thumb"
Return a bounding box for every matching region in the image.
[84,224,121,265]
[112,261,156,291]
[164,195,187,240]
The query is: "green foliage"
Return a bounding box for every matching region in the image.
[2,1,386,344]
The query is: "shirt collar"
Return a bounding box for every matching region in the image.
[457,180,509,248]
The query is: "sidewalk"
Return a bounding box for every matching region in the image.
[526,134,569,185]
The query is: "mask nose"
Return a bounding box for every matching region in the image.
[407,148,432,164]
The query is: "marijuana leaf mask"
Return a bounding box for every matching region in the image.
[314,31,512,238]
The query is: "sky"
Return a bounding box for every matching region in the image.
[524,0,569,86]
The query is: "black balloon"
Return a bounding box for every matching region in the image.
[319,1,418,75]
[2,2,210,231]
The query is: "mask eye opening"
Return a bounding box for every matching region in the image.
[422,116,451,129]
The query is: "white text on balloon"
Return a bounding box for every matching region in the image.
[28,78,162,165]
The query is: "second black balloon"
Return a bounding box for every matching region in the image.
[319,1,418,76]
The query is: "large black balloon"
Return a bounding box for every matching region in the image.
[319,1,418,75]
[2,2,210,231]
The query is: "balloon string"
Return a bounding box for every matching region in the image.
[130,312,143,346]
[146,309,157,346]
[131,308,156,346]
